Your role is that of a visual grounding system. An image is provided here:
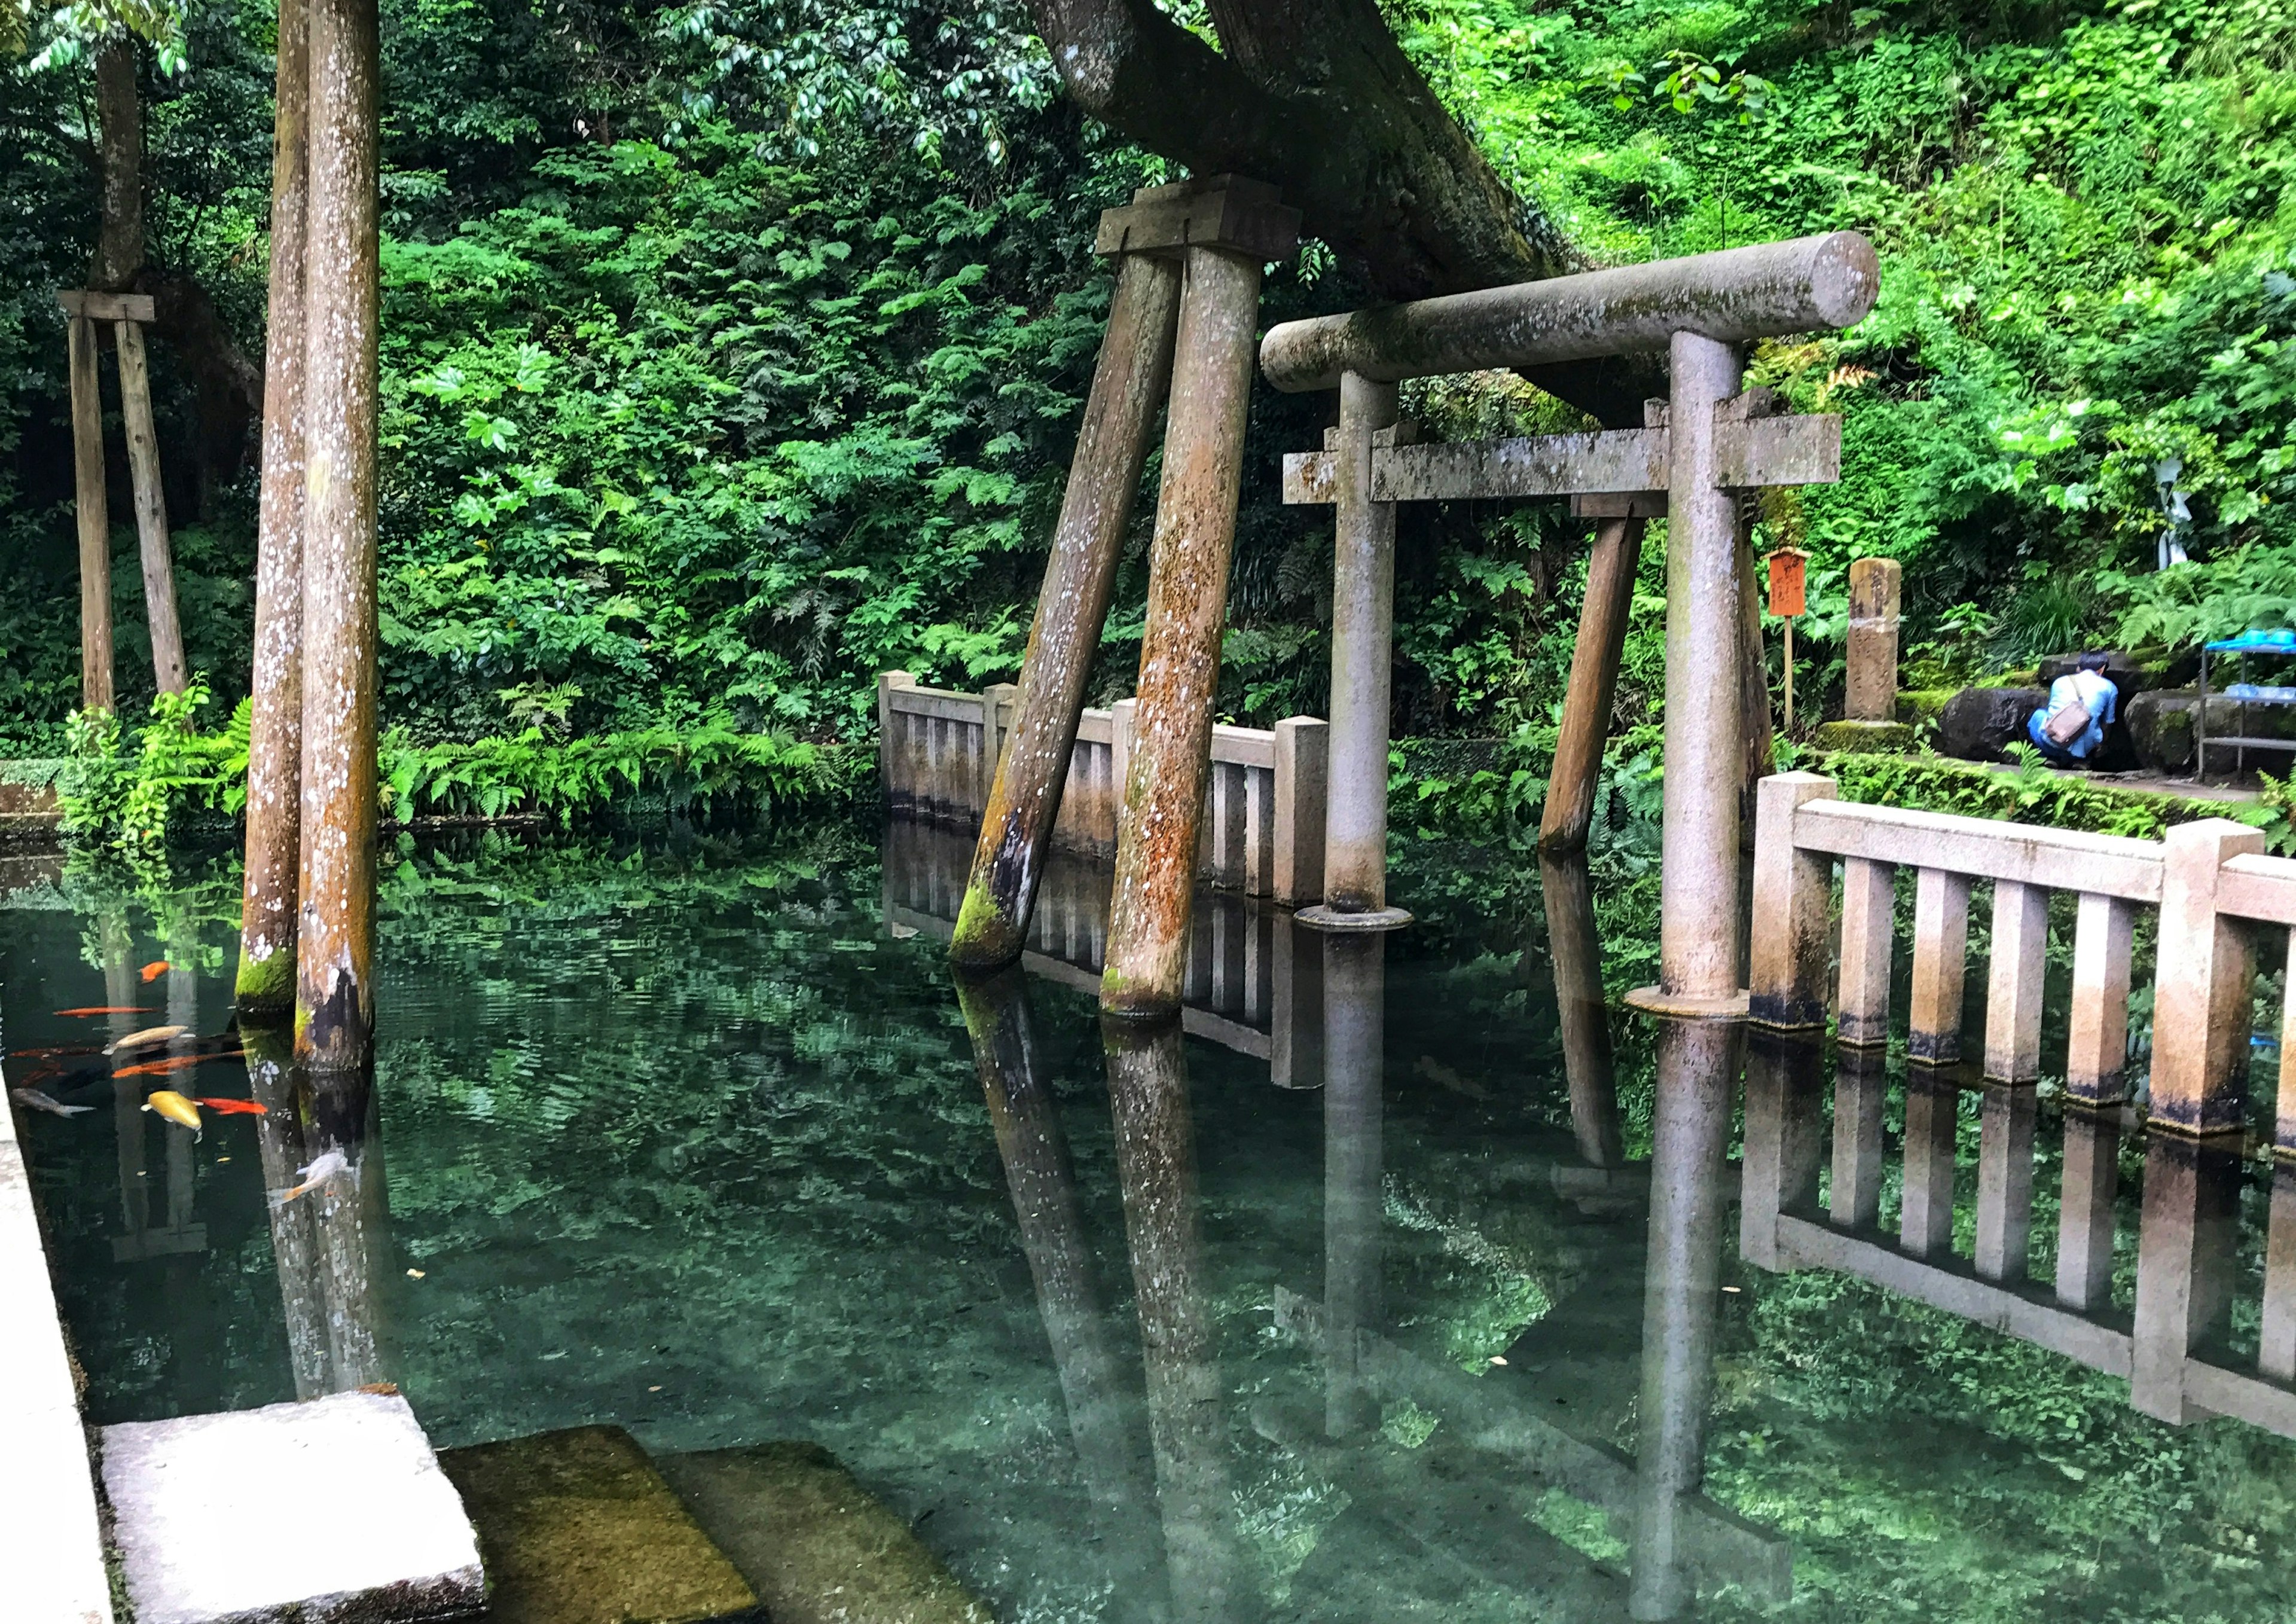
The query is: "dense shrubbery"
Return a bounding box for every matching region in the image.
[9,0,2296,801]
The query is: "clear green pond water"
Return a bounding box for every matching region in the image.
[7,819,2296,1622]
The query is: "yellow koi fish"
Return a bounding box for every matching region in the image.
[142,1089,203,1137]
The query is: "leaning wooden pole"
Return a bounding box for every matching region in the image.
[237,0,312,1021]
[949,245,1181,969]
[66,313,115,713]
[294,0,381,1073]
[115,318,188,695]
[1538,514,1645,853]
[1101,179,1297,1021]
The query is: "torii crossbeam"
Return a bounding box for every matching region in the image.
[1261,231,1877,1013]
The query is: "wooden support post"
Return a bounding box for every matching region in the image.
[1900,1067,1959,1259]
[1836,856,1895,1048]
[1542,856,1624,1168]
[2065,893,2135,1106]
[1973,1080,2038,1282]
[1907,868,1972,1064]
[2151,819,2265,1134]
[1538,516,1644,854]
[239,0,312,1021]
[1830,1046,1888,1229]
[1321,372,1403,917]
[1746,771,1836,1029]
[114,319,187,696]
[1104,231,1271,1019]
[66,313,115,713]
[951,250,1180,967]
[1983,880,2049,1083]
[1321,931,1385,1436]
[1654,332,1746,1007]
[2056,1106,2120,1312]
[295,0,382,1074]
[1738,518,1774,828]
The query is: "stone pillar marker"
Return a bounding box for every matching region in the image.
[1846,557,1900,719]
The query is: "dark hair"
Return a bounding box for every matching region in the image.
[2077,652,2109,673]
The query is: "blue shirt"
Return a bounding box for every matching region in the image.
[2028,670,2118,759]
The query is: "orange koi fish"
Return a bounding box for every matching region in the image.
[143,1090,202,1136]
[196,1097,268,1116]
[112,1055,217,1080]
[55,1006,154,1018]
[139,961,170,983]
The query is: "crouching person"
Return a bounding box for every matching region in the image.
[2027,653,2118,767]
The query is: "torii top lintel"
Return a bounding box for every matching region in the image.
[1259,231,1877,392]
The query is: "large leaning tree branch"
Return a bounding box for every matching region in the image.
[1029,0,1661,425]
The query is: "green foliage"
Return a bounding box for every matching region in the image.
[1818,745,2247,839]
[56,679,249,855]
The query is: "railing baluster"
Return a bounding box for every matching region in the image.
[1837,856,1895,1048]
[2055,1106,2120,1311]
[1973,1080,2038,1282]
[2263,1164,2296,1382]
[1829,1046,1888,1229]
[1908,868,1972,1065]
[1984,880,2049,1083]
[1900,1067,1959,1259]
[2066,893,2136,1105]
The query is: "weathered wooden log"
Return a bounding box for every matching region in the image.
[1103,242,1266,1019]
[66,314,115,712]
[1260,233,1878,391]
[114,319,187,696]
[1539,517,1643,853]
[239,0,311,1020]
[1542,855,1624,1168]
[951,250,1181,969]
[295,0,382,1073]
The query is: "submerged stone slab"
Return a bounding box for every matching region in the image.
[436,1425,761,1624]
[102,1389,484,1624]
[655,1442,992,1624]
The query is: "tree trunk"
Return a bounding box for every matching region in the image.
[1026,0,1659,423]
[240,0,311,1022]
[91,38,143,292]
[114,318,188,695]
[295,0,381,1074]
[67,315,115,713]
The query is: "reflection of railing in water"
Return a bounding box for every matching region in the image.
[882,817,1323,1086]
[876,671,1329,902]
[1748,771,2296,1439]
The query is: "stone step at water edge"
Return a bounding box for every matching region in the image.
[100,1388,487,1624]
[434,1424,761,1624]
[651,1442,993,1624]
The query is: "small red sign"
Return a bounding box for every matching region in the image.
[1766,548,1809,618]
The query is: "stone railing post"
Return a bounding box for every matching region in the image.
[1747,771,1836,1029]
[1272,716,1327,908]
[2151,819,2264,1134]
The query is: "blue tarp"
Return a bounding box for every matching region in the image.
[2206,629,2296,652]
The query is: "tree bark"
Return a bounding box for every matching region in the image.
[91,37,144,292]
[1025,0,1659,423]
[295,0,381,1074]
[240,0,311,1022]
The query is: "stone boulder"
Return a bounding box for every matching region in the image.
[1937,686,2045,763]
[2127,688,2296,776]
[2037,648,2151,696]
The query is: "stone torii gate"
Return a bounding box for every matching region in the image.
[1261,233,1877,1011]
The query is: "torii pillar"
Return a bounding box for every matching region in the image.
[1264,234,1879,1009]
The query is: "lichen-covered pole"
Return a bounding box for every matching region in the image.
[1317,372,1404,918]
[295,0,380,1074]
[1538,515,1644,853]
[238,0,310,1022]
[66,313,114,713]
[1103,180,1297,1019]
[1654,332,1747,1009]
[949,247,1180,969]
